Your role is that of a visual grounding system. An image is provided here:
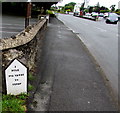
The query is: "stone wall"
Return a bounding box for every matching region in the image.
[0,18,47,94]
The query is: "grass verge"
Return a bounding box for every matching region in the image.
[1,93,28,112]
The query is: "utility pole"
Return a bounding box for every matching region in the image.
[25,0,32,28]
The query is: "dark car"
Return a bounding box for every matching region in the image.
[106,13,118,24]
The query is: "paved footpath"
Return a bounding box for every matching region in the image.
[31,17,118,112]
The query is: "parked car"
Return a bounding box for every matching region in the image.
[98,13,104,17]
[106,13,118,24]
[85,13,91,16]
[103,13,109,18]
[91,12,98,17]
[118,15,120,21]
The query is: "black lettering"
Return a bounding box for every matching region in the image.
[11,69,19,72]
[15,79,19,81]
[12,83,21,85]
[15,74,24,77]
[15,74,18,77]
[9,75,14,77]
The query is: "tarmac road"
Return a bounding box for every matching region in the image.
[1,15,38,38]
[57,14,118,100]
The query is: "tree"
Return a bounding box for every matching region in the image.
[110,5,116,12]
[116,9,120,12]
[80,2,85,11]
[99,6,109,13]
[100,6,109,10]
[64,5,73,11]
[64,2,76,12]
[88,6,93,13]
[93,2,100,13]
[115,9,120,15]
[84,9,89,13]
[65,2,76,7]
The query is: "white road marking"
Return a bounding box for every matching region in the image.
[95,27,107,32]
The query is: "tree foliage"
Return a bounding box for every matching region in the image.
[100,6,109,10]
[88,6,93,13]
[65,2,76,7]
[93,2,100,12]
[88,5,110,13]
[64,2,76,12]
[110,5,116,12]
[115,9,120,15]
[80,3,85,11]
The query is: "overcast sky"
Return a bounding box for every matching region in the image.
[56,0,119,9]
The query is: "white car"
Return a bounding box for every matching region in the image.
[99,13,104,17]
[103,13,109,18]
[106,13,118,24]
[85,13,91,16]
[91,12,98,17]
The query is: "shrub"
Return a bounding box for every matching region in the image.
[100,10,110,13]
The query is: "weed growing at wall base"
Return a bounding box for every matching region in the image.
[1,93,28,112]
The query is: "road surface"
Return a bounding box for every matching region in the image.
[1,15,38,38]
[57,14,118,99]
